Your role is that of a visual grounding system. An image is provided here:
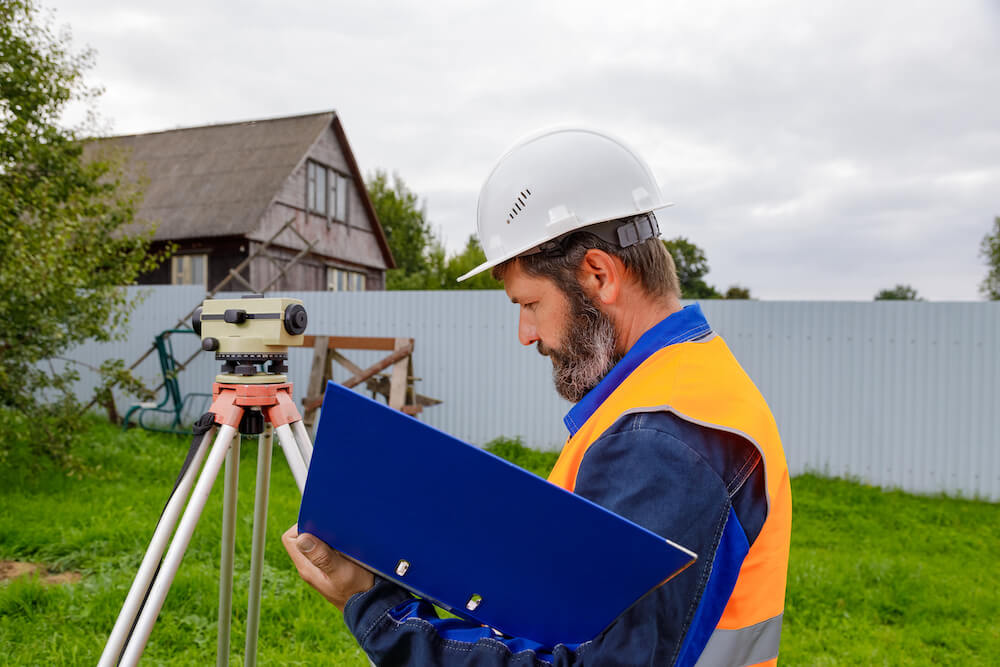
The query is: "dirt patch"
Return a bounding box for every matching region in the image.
[0,560,82,585]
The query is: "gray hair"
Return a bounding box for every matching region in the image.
[492,213,680,298]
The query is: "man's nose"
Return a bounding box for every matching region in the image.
[518,313,539,346]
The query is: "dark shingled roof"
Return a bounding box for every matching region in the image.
[85,111,334,241]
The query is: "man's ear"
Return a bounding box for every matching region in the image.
[578,249,625,305]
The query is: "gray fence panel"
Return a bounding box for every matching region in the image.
[69,289,999,501]
[700,301,1000,501]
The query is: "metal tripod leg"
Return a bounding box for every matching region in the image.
[243,426,273,667]
[274,422,309,494]
[217,434,241,667]
[241,418,312,667]
[104,384,315,666]
[98,425,217,667]
[118,423,241,667]
[291,419,314,467]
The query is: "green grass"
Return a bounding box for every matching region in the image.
[0,416,366,665]
[782,474,1000,664]
[1,424,998,665]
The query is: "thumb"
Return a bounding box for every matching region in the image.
[296,532,335,573]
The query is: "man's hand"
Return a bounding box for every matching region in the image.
[282,524,375,612]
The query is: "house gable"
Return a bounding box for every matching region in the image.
[259,114,395,272]
[86,111,396,290]
[86,112,334,242]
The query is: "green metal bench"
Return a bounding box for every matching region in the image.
[122,328,213,435]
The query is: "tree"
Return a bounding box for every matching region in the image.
[724,285,752,299]
[367,170,502,290]
[662,237,722,299]
[366,169,436,288]
[980,216,1000,300]
[874,285,923,301]
[1,0,162,462]
[442,236,503,289]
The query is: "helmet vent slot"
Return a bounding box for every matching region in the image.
[506,189,532,224]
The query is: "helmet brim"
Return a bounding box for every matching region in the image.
[456,202,673,282]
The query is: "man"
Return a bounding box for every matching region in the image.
[284,128,792,666]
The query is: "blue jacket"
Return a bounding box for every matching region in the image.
[342,305,767,665]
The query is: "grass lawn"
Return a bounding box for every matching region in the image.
[1,417,998,665]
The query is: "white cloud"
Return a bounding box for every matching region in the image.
[46,0,1000,299]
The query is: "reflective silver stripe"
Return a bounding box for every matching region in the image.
[694,613,783,667]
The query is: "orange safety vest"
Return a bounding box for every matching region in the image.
[548,334,791,667]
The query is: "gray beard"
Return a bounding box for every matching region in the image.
[538,291,621,403]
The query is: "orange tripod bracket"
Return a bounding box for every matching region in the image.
[209,382,302,429]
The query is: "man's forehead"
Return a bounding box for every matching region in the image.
[504,264,560,302]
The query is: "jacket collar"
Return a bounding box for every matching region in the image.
[563,303,712,436]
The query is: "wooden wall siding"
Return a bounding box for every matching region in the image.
[136,238,249,289]
[311,125,377,236]
[366,270,385,291]
[209,242,251,290]
[243,239,385,293]
[252,202,388,270]
[247,241,328,292]
[273,125,375,237]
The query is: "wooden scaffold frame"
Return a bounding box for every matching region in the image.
[300,335,441,432]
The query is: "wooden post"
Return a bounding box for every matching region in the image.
[299,335,438,428]
[303,336,331,429]
[388,338,410,411]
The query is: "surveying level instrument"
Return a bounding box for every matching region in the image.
[101,295,315,667]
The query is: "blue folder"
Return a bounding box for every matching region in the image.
[298,381,697,647]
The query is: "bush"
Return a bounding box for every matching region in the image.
[0,0,165,462]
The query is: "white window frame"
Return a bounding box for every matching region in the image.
[307,159,350,222]
[327,267,367,292]
[171,253,208,288]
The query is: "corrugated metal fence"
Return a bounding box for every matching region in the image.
[69,287,1000,501]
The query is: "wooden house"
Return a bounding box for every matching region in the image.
[86,111,394,291]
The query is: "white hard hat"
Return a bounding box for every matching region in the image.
[458,127,672,281]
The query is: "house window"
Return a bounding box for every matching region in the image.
[327,267,366,292]
[330,171,349,221]
[307,160,349,222]
[172,254,208,287]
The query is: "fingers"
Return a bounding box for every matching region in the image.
[281,523,375,611]
[297,533,337,573]
[281,524,306,569]
[282,525,326,576]
[282,524,318,582]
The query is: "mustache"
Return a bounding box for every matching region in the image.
[536,341,553,357]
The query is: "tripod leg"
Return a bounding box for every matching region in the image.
[274,423,308,495]
[291,419,313,467]
[99,425,216,667]
[244,426,274,667]
[216,434,241,667]
[118,424,239,667]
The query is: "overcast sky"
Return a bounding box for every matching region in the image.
[46,0,999,300]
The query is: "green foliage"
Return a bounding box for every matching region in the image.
[441,235,502,290]
[979,216,1000,300]
[0,0,164,462]
[485,436,560,477]
[662,237,722,298]
[366,169,435,283]
[367,169,501,290]
[723,285,752,300]
[874,284,923,301]
[2,421,998,664]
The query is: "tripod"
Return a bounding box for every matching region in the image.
[100,377,314,666]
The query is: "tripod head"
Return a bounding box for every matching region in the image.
[192,295,308,383]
